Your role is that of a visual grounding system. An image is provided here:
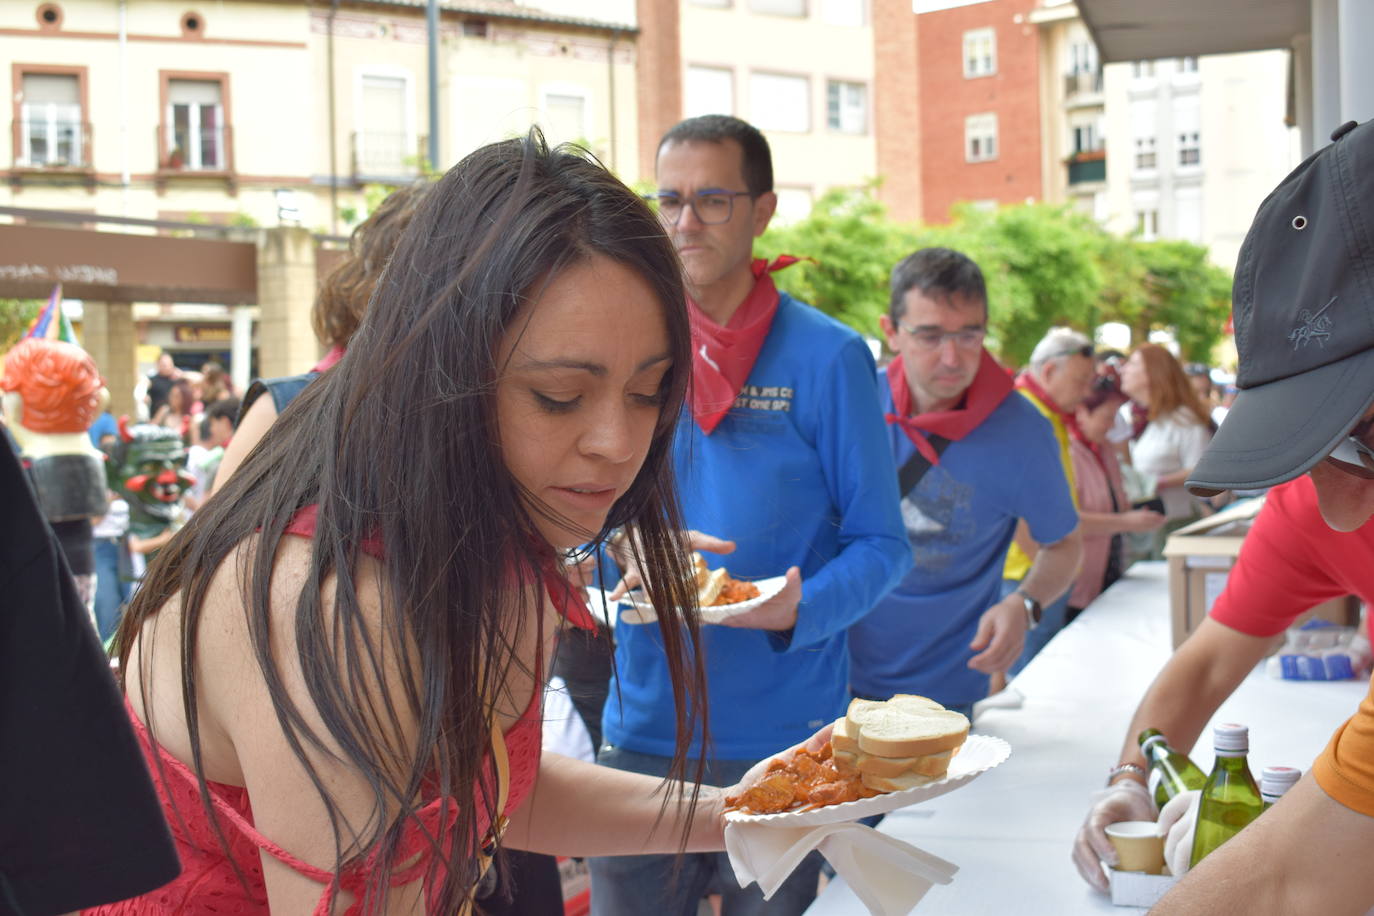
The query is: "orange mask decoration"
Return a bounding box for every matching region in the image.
[0,338,105,434]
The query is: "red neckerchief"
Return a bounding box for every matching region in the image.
[283,505,597,633]
[687,256,803,434]
[1015,370,1083,442]
[884,348,1013,465]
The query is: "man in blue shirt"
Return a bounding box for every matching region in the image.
[588,115,910,915]
[849,248,1082,717]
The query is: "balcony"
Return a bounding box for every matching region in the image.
[158,123,234,173]
[351,131,428,183]
[13,118,93,170]
[1064,70,1104,107]
[1067,149,1107,185]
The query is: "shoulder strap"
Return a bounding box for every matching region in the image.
[897,434,952,496]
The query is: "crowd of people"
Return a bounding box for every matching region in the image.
[6,113,1374,916]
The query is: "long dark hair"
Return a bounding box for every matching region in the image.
[116,130,709,910]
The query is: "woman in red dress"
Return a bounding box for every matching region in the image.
[96,131,771,914]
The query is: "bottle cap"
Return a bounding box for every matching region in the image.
[1213,722,1249,753]
[1260,766,1301,798]
[1140,732,1165,752]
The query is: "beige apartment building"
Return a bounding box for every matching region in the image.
[1100,50,1298,270]
[1031,0,1106,219]
[2,0,641,392]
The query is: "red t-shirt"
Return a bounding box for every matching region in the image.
[1209,475,1374,639]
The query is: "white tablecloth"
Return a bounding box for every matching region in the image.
[806,561,1370,915]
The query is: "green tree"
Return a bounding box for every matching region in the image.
[1131,240,1234,362]
[0,299,42,351]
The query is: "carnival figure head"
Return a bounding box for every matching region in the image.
[0,337,108,457]
[109,418,195,524]
[119,129,708,910]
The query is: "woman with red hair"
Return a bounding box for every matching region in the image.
[1119,343,1214,555]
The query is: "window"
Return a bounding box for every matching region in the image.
[1178,131,1201,166]
[167,78,224,170]
[542,92,588,144]
[1135,209,1158,240]
[1131,60,1155,80]
[1067,41,1098,76]
[1134,136,1157,170]
[965,113,997,162]
[20,72,84,167]
[685,66,734,117]
[1178,56,1198,73]
[749,72,810,133]
[1174,95,1201,168]
[820,0,864,26]
[1072,121,1100,154]
[691,0,731,6]
[963,28,996,78]
[826,80,867,134]
[358,73,409,174]
[749,0,805,15]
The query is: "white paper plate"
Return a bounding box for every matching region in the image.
[617,575,789,625]
[724,734,1011,828]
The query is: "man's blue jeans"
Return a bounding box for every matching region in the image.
[93,537,132,643]
[587,745,824,916]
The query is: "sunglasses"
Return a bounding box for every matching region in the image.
[1325,417,1374,479]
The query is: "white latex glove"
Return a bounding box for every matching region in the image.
[1073,779,1157,892]
[1158,789,1201,878]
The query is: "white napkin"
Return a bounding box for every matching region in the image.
[725,819,958,915]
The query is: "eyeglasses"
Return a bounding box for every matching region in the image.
[643,190,754,225]
[896,322,987,352]
[1325,416,1374,479]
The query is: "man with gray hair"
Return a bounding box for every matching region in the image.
[999,326,1096,677]
[849,248,1082,718]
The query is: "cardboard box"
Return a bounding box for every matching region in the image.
[1162,497,1360,648]
[1109,869,1178,907]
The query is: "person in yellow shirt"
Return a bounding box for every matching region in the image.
[999,327,1095,680]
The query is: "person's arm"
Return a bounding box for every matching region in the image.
[1075,508,1166,537]
[128,528,176,556]
[764,338,911,648]
[505,726,832,856]
[1152,773,1374,914]
[969,526,1082,673]
[211,394,277,494]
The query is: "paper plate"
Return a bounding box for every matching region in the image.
[724,734,1011,828]
[617,575,789,625]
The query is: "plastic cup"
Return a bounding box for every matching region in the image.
[1104,820,1165,874]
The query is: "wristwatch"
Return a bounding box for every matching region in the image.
[1016,589,1042,631]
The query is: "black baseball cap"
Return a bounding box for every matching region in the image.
[1188,120,1374,496]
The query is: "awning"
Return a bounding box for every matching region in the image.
[1076,0,1307,63]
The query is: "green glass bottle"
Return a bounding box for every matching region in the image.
[1190,723,1263,868]
[1138,727,1207,809]
[1260,766,1301,811]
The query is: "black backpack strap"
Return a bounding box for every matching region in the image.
[897,433,952,496]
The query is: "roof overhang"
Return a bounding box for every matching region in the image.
[1076,0,1307,63]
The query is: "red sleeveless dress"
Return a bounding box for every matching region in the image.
[87,508,596,914]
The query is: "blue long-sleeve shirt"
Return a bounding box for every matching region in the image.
[602,294,911,760]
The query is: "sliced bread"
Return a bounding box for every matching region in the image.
[831,716,861,754]
[856,748,954,779]
[854,707,969,758]
[860,770,941,793]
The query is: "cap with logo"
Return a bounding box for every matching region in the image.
[1188,119,1374,496]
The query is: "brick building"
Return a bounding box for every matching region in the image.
[915,0,1043,223]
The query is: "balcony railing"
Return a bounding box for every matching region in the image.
[1064,70,1104,99]
[14,119,92,169]
[351,130,428,181]
[159,123,233,172]
[1067,153,1107,185]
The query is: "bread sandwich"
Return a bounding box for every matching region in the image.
[830,694,969,791]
